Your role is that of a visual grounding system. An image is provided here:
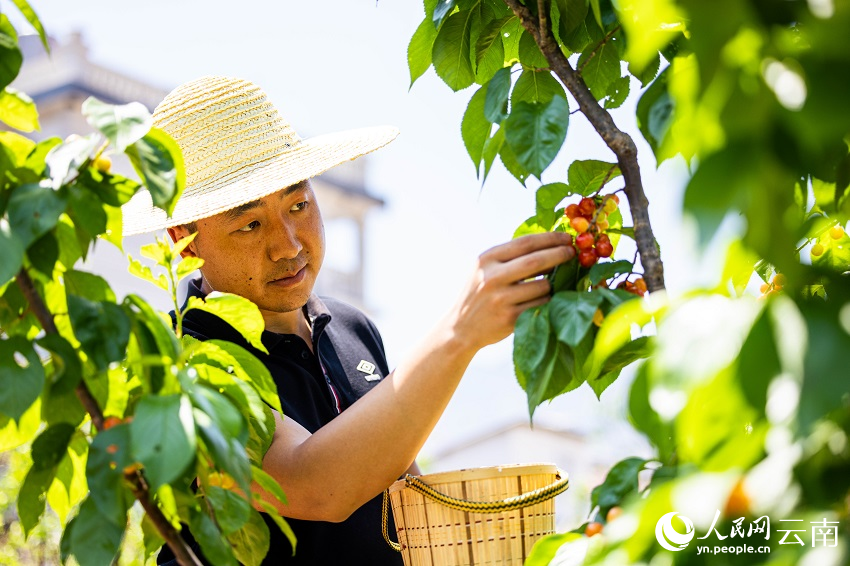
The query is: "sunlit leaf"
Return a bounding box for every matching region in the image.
[504,96,569,179]
[0,87,39,132]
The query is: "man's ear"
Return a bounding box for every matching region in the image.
[166,226,199,258]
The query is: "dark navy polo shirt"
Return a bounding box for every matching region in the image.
[158,279,403,566]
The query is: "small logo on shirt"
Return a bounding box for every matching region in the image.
[356,360,381,382]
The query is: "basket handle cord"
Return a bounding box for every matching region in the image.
[382,470,569,552]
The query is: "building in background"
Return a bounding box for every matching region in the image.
[12,33,383,312]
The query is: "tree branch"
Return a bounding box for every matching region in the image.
[15,268,202,566]
[503,0,665,292]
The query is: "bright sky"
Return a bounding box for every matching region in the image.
[17,1,719,465]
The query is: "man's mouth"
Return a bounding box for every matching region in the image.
[268,266,306,287]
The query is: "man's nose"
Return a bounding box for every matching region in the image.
[268,217,303,262]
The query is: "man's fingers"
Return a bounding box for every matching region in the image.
[494,245,575,285]
[506,278,552,306]
[482,232,573,263]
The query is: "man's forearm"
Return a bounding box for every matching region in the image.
[262,310,477,521]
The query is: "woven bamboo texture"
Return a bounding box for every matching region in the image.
[388,464,563,566]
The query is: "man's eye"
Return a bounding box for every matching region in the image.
[238,220,260,232]
[291,201,309,212]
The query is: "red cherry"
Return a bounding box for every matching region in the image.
[596,240,613,257]
[566,204,581,219]
[576,232,595,250]
[578,197,596,217]
[578,249,598,267]
[585,522,603,537]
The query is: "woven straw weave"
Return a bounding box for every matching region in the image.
[122,76,398,235]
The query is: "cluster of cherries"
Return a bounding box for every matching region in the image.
[810,224,845,258]
[566,195,618,268]
[759,273,785,299]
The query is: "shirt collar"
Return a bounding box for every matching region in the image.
[182,278,333,351]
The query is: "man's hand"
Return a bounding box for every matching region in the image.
[448,232,575,352]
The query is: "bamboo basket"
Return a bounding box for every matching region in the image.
[384,464,568,566]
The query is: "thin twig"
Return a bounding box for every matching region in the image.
[15,268,202,566]
[503,0,665,292]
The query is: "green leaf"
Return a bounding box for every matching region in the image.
[433,0,457,29]
[590,457,646,512]
[130,394,196,489]
[86,424,132,524]
[186,292,269,355]
[461,85,490,176]
[27,231,59,276]
[735,309,780,414]
[0,397,40,451]
[518,30,548,68]
[125,127,185,217]
[525,532,583,566]
[0,220,24,286]
[0,129,35,167]
[190,384,247,442]
[124,293,180,361]
[599,336,653,376]
[76,167,141,207]
[37,333,82,395]
[0,336,44,421]
[67,497,125,566]
[480,126,505,183]
[82,97,152,152]
[257,500,297,555]
[66,185,108,255]
[177,256,205,280]
[554,0,588,41]
[549,256,580,294]
[501,16,522,61]
[567,159,621,196]
[536,182,571,229]
[589,260,633,285]
[207,486,251,535]
[0,19,22,91]
[47,432,88,525]
[811,226,850,272]
[7,183,68,249]
[511,69,566,105]
[190,509,238,566]
[193,405,252,494]
[628,364,674,461]
[432,9,476,91]
[577,39,621,100]
[44,133,101,189]
[128,256,169,290]
[512,214,549,239]
[630,53,660,87]
[504,96,569,179]
[499,139,531,185]
[549,291,604,346]
[9,0,48,53]
[603,75,630,109]
[227,508,271,566]
[252,465,287,506]
[0,87,39,132]
[483,67,511,123]
[18,423,75,535]
[408,17,437,88]
[67,295,131,371]
[474,16,508,84]
[513,304,551,385]
[636,67,674,163]
[206,339,281,414]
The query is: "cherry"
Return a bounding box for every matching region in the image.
[596,235,613,257]
[566,204,581,219]
[585,522,603,537]
[592,308,604,327]
[602,196,619,214]
[606,507,623,522]
[772,273,786,287]
[634,278,647,296]
[759,283,770,294]
[571,216,590,233]
[578,197,596,217]
[576,232,595,250]
[103,416,122,430]
[724,481,750,517]
[596,218,610,231]
[578,249,598,267]
[830,225,845,240]
[94,155,112,173]
[811,243,825,257]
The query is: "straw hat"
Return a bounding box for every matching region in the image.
[121,76,399,235]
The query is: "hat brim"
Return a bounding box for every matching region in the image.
[121,125,399,236]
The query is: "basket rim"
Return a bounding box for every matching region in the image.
[388,463,561,494]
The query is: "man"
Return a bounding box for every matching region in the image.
[123,76,575,564]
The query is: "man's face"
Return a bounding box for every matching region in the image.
[181,179,325,314]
